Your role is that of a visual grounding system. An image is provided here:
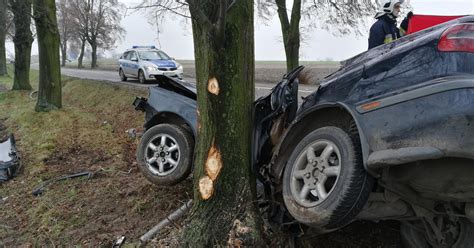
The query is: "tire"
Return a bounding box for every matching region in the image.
[137,124,194,186]
[138,70,146,84]
[119,68,127,81]
[401,219,474,248]
[282,126,373,232]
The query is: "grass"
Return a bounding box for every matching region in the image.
[0,65,192,246]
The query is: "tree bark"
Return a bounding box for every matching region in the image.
[182,0,264,246]
[90,41,97,69]
[60,41,67,67]
[77,37,86,68]
[10,0,33,90]
[0,0,7,76]
[33,0,62,111]
[276,0,301,72]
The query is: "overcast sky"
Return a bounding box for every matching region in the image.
[5,0,474,61]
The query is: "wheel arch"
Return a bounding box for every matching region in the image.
[269,102,370,182]
[144,112,196,140]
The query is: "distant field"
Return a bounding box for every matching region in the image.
[65,59,341,84]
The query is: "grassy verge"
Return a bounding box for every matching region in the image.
[0,66,192,246]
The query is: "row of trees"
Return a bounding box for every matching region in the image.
[0,0,126,111]
[57,0,125,68]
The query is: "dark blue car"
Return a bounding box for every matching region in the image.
[134,16,474,247]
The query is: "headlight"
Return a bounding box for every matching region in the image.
[177,63,183,70]
[144,66,158,71]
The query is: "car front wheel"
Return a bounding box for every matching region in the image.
[137,124,194,186]
[138,70,146,84]
[119,69,127,81]
[282,126,373,232]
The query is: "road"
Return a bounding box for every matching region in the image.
[51,66,319,99]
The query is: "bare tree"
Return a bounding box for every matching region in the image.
[86,0,125,68]
[69,0,90,68]
[257,0,378,72]
[33,0,61,111]
[9,0,34,90]
[0,0,7,76]
[57,0,74,67]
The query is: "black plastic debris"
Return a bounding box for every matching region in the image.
[0,134,21,182]
[32,171,93,196]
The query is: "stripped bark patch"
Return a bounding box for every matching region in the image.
[199,176,214,200]
[207,77,220,95]
[205,144,222,181]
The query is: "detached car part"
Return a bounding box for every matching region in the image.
[0,134,20,182]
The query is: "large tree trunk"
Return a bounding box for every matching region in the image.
[77,37,86,68]
[33,0,62,111]
[10,0,33,90]
[90,42,97,69]
[182,0,264,246]
[276,0,301,72]
[0,0,7,76]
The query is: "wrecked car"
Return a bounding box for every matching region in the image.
[134,16,474,247]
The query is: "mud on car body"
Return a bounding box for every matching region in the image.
[134,16,474,248]
[118,46,183,84]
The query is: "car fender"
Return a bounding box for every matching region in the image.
[145,86,198,137]
[268,102,371,181]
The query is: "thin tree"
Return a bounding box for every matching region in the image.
[57,0,74,67]
[9,0,33,90]
[181,0,265,246]
[69,0,90,68]
[0,0,7,76]
[86,0,125,69]
[33,0,61,111]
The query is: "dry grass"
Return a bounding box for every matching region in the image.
[0,67,192,246]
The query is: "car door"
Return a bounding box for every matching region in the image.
[120,52,130,76]
[129,51,139,77]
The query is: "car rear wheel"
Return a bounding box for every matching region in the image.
[119,68,127,81]
[137,124,194,186]
[282,126,373,232]
[138,70,146,84]
[401,219,474,248]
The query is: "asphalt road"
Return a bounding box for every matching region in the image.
[50,66,319,100]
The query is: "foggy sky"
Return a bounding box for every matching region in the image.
[5,0,474,61]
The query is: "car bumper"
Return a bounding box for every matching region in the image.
[144,68,183,79]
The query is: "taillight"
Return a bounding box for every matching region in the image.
[438,23,474,53]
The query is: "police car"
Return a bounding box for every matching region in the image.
[118,46,183,83]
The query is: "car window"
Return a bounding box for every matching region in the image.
[129,52,138,61]
[121,52,129,60]
[138,51,171,60]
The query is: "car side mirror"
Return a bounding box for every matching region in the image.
[171,57,175,60]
